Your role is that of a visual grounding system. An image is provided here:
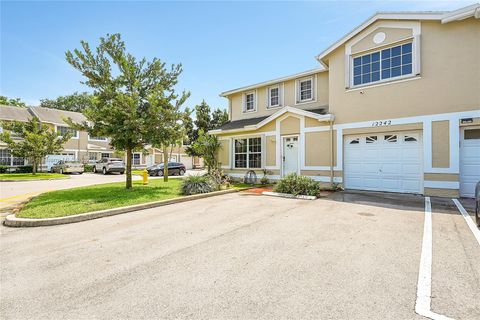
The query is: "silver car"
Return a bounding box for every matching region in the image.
[93,158,125,175]
[50,160,84,174]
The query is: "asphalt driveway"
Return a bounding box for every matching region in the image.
[1,192,479,319]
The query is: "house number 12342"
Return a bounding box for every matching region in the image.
[372,120,391,127]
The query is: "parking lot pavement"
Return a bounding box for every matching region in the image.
[4,191,478,319]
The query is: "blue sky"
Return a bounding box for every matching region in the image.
[0,0,474,110]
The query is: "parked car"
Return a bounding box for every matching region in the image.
[93,158,125,175]
[50,160,84,174]
[147,162,186,176]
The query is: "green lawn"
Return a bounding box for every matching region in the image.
[18,179,183,219]
[0,173,68,181]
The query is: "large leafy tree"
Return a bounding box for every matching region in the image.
[65,33,186,189]
[0,118,71,174]
[211,108,229,130]
[0,96,28,107]
[40,92,95,112]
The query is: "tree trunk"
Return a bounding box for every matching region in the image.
[32,158,37,175]
[163,147,169,182]
[126,148,132,189]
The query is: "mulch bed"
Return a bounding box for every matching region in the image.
[241,186,274,194]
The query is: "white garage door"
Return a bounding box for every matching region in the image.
[344,132,423,194]
[460,128,480,198]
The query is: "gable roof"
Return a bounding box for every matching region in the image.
[315,4,480,66]
[29,106,86,126]
[0,105,33,122]
[210,106,332,134]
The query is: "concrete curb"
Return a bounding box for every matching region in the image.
[262,191,317,200]
[0,177,70,182]
[4,189,239,227]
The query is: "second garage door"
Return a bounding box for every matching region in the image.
[344,131,423,194]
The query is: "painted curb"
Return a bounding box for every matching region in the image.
[4,189,239,228]
[262,191,317,200]
[0,177,70,182]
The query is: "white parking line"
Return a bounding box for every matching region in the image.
[452,199,480,246]
[415,197,455,320]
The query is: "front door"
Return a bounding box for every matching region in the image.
[283,136,299,176]
[460,127,480,198]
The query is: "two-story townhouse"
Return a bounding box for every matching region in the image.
[211,4,480,198]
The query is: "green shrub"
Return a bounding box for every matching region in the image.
[273,173,320,197]
[15,165,33,173]
[84,164,94,172]
[0,165,8,173]
[180,175,217,195]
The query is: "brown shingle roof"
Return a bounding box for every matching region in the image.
[29,106,86,125]
[0,105,33,122]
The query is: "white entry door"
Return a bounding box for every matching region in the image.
[344,132,423,194]
[460,127,480,198]
[283,136,299,176]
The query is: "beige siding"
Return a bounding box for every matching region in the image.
[304,130,337,166]
[265,136,276,166]
[424,173,458,181]
[326,18,480,124]
[342,123,422,135]
[218,139,230,167]
[431,120,450,168]
[228,71,329,122]
[280,116,300,135]
[424,188,459,198]
[351,27,413,54]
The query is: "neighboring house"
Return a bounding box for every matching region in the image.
[29,106,117,166]
[0,105,33,167]
[211,4,480,198]
[1,105,203,170]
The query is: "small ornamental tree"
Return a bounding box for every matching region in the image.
[65,33,187,189]
[0,118,71,174]
[190,131,222,174]
[146,93,190,182]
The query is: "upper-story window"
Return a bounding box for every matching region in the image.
[352,42,413,87]
[296,76,314,103]
[88,135,107,141]
[243,91,256,113]
[57,126,79,139]
[267,85,281,108]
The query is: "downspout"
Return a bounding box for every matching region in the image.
[329,116,335,188]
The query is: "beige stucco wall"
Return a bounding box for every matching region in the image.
[266,136,276,166]
[342,123,422,135]
[228,71,329,121]
[218,139,230,167]
[351,27,413,54]
[280,116,300,135]
[431,120,450,168]
[304,130,337,166]
[424,188,459,198]
[325,18,480,124]
[424,173,458,181]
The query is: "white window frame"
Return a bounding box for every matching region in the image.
[88,135,107,142]
[133,152,142,165]
[349,40,415,89]
[295,76,315,104]
[267,84,282,109]
[56,125,79,139]
[233,137,262,169]
[242,90,257,113]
